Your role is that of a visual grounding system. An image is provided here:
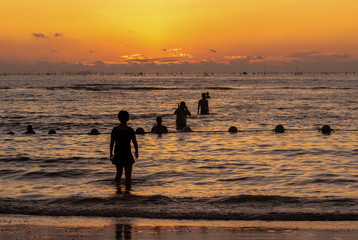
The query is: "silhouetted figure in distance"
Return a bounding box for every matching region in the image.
[174,101,191,130]
[198,93,209,114]
[110,111,139,187]
[25,125,36,134]
[151,116,168,134]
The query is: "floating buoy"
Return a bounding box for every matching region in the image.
[320,125,333,134]
[273,125,285,133]
[48,130,57,134]
[228,126,238,133]
[89,129,100,135]
[135,127,146,134]
[181,126,192,132]
[7,131,15,135]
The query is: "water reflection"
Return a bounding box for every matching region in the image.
[115,224,132,240]
[116,183,131,195]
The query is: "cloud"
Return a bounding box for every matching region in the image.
[32,33,48,38]
[209,49,217,53]
[1,58,358,74]
[50,49,58,53]
[291,51,350,61]
[54,33,63,37]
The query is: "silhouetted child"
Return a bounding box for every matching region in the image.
[151,116,168,134]
[25,125,36,134]
[110,111,138,186]
[198,93,209,114]
[174,101,191,130]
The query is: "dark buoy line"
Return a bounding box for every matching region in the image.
[228,126,239,133]
[181,126,192,132]
[273,125,285,133]
[135,127,146,134]
[319,125,333,134]
[2,124,348,136]
[89,129,100,135]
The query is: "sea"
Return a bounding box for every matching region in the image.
[0,73,357,221]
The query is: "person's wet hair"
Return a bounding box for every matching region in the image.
[118,111,129,123]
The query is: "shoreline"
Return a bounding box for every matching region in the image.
[1,214,358,240]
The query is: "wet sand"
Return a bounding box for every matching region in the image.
[1,215,358,240]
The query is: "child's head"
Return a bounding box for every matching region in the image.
[156,116,163,124]
[118,110,129,123]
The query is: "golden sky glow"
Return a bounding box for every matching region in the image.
[1,0,358,69]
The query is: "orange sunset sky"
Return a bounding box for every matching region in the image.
[1,0,358,72]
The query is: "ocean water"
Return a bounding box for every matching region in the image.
[0,73,357,221]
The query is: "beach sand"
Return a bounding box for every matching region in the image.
[1,215,358,240]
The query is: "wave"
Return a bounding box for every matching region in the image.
[0,157,107,165]
[1,195,358,221]
[43,84,240,91]
[21,169,95,179]
[45,84,179,91]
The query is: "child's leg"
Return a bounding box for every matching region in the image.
[124,164,133,186]
[115,165,123,183]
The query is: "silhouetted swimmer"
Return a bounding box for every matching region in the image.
[228,126,238,133]
[174,101,191,130]
[25,125,36,134]
[48,130,57,134]
[110,110,139,186]
[320,125,333,134]
[135,127,146,134]
[7,131,15,135]
[181,126,192,132]
[89,128,100,135]
[206,92,211,99]
[273,125,285,133]
[198,93,209,115]
[151,116,168,134]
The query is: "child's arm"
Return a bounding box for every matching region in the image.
[132,135,139,158]
[110,136,114,161]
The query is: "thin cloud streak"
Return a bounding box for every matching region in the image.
[32,33,48,38]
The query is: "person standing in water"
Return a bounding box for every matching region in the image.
[110,110,138,186]
[197,93,209,114]
[174,101,191,130]
[25,125,36,134]
[151,116,168,134]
